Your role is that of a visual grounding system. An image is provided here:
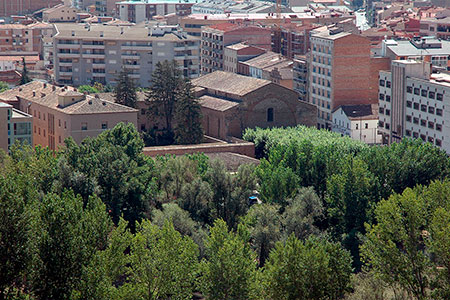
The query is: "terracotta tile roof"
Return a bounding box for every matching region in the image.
[192,71,271,97]
[198,95,239,111]
[206,22,240,32]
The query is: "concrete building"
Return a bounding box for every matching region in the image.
[223,42,266,74]
[117,0,196,23]
[191,0,280,15]
[95,0,121,16]
[0,81,137,150]
[192,71,317,140]
[0,0,63,16]
[378,60,450,153]
[53,23,200,87]
[201,23,271,74]
[332,104,381,144]
[0,102,32,152]
[293,55,308,101]
[42,4,78,22]
[309,26,390,129]
[382,37,450,71]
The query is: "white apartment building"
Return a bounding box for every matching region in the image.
[379,59,450,153]
[332,104,381,144]
[53,23,200,87]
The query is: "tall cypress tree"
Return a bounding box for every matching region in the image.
[114,69,137,108]
[20,57,31,85]
[173,79,203,145]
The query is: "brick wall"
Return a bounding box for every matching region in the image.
[0,0,63,16]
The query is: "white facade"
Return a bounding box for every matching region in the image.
[332,107,382,144]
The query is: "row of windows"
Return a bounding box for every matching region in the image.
[405,115,443,131]
[312,66,331,77]
[406,101,443,116]
[378,121,390,130]
[379,79,391,88]
[379,93,391,102]
[312,75,331,86]
[312,44,331,54]
[312,87,330,98]
[407,86,444,100]
[405,130,442,147]
[312,55,331,65]
[379,107,391,116]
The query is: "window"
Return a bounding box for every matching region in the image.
[421,89,428,97]
[436,139,442,147]
[406,101,412,108]
[58,119,61,127]
[379,107,384,114]
[420,134,426,141]
[429,107,435,114]
[267,108,274,122]
[64,121,67,129]
[365,123,368,129]
[385,109,390,116]
[413,117,419,124]
[81,122,87,130]
[421,104,427,112]
[59,136,61,143]
[101,122,108,130]
[386,81,391,88]
[420,119,427,127]
[437,93,443,101]
[379,93,385,100]
[356,123,359,130]
[413,102,419,110]
[385,95,391,102]
[379,121,384,128]
[413,132,419,138]
[406,129,411,136]
[428,121,435,129]
[34,126,36,133]
[436,123,442,131]
[379,79,385,86]
[414,88,420,95]
[407,86,413,93]
[406,115,412,122]
[429,91,435,99]
[385,123,390,130]
[437,108,443,116]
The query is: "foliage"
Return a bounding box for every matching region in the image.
[78,84,102,94]
[264,235,352,300]
[199,219,261,300]
[0,81,9,93]
[115,69,137,108]
[20,57,31,85]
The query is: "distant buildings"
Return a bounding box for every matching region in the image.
[293,55,308,101]
[378,59,450,153]
[0,81,137,150]
[0,102,32,152]
[117,0,196,23]
[223,43,266,74]
[200,23,271,74]
[53,23,200,87]
[42,4,78,22]
[191,0,279,15]
[192,71,317,139]
[0,0,63,17]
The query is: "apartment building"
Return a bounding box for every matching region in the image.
[271,23,317,59]
[42,4,78,22]
[0,81,138,150]
[223,43,266,74]
[54,23,200,87]
[332,104,381,144]
[293,55,308,101]
[309,27,390,129]
[117,0,195,23]
[381,37,450,71]
[378,60,450,153]
[192,0,279,15]
[95,0,121,16]
[0,0,63,16]
[201,23,271,74]
[0,102,32,152]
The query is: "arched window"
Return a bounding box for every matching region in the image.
[267,108,274,122]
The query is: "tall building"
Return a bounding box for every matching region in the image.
[0,23,53,55]
[378,59,450,153]
[309,26,390,129]
[0,0,62,17]
[201,23,271,75]
[53,23,200,87]
[271,23,316,59]
[0,81,138,150]
[117,0,195,23]
[293,55,308,101]
[0,102,32,152]
[223,43,266,74]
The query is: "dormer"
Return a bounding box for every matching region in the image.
[58,90,85,108]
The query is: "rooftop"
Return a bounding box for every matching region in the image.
[118,0,197,3]
[192,71,271,96]
[336,104,378,120]
[385,37,450,56]
[198,95,239,111]
[242,51,291,69]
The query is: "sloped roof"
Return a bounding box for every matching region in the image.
[192,71,271,97]
[198,95,239,111]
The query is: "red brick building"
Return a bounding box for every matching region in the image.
[309,27,390,129]
[271,23,318,59]
[0,0,62,16]
[201,23,272,74]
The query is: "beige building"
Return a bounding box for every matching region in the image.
[0,102,33,152]
[43,4,79,22]
[0,81,137,150]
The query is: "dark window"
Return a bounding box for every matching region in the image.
[437,93,443,101]
[429,91,435,99]
[385,95,391,102]
[385,109,390,116]
[407,86,413,93]
[406,101,412,108]
[420,119,427,127]
[379,121,384,128]
[385,123,390,130]
[406,115,412,122]
[437,108,443,116]
[429,107,435,114]
[379,79,385,86]
[267,108,274,122]
[414,88,420,95]
[386,81,391,88]
[141,109,145,115]
[436,139,442,146]
[379,107,384,114]
[428,121,435,129]
[413,117,419,124]
[421,104,427,112]
[420,134,426,141]
[413,102,419,110]
[379,93,385,100]
[413,132,419,138]
[428,136,434,143]
[406,129,411,136]
[421,89,428,97]
[436,123,442,131]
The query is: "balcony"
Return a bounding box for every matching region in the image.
[121,53,140,59]
[59,71,73,76]
[57,52,80,58]
[92,63,106,68]
[82,52,105,59]
[59,62,73,67]
[57,43,80,49]
[82,44,105,50]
